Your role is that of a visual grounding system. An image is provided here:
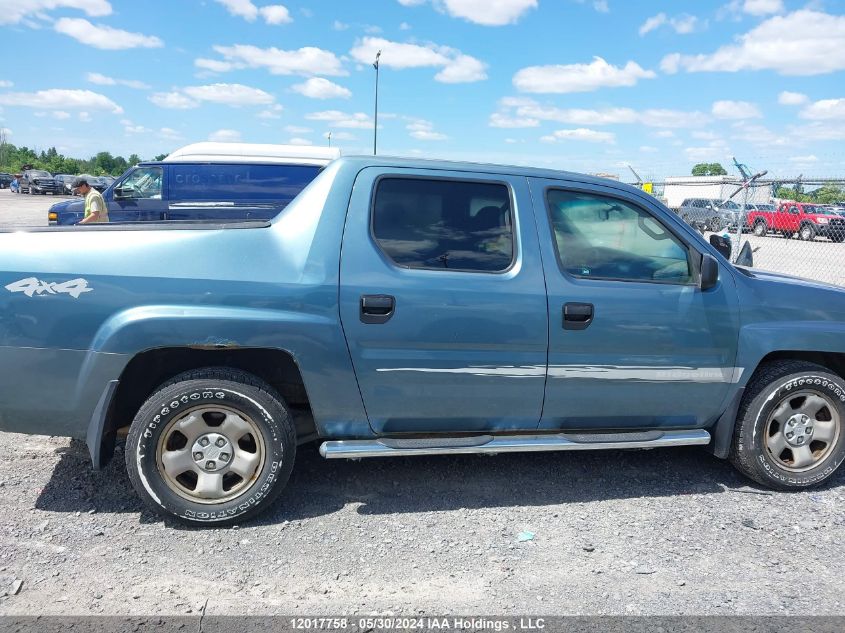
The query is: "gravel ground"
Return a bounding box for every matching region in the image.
[1,188,845,617]
[0,433,843,615]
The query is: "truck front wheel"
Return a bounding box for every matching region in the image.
[125,367,296,526]
[799,224,817,241]
[752,221,767,237]
[730,361,845,490]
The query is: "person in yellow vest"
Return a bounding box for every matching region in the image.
[73,176,109,224]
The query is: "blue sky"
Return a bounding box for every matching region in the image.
[1,0,844,179]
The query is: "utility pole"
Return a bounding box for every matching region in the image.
[373,50,381,156]
[327,131,332,148]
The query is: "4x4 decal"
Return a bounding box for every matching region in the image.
[5,277,92,299]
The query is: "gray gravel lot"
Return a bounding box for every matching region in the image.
[0,187,844,616]
[0,434,843,616]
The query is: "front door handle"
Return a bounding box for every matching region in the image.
[563,302,594,330]
[360,294,395,324]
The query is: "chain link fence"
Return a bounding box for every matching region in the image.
[623,177,845,287]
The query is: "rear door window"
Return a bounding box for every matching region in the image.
[372,177,514,272]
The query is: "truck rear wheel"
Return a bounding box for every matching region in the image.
[730,361,845,490]
[125,367,296,526]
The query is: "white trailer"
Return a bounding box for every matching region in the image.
[663,176,772,209]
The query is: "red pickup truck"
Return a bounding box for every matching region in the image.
[747,201,845,242]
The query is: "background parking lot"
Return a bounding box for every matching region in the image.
[0,188,844,616]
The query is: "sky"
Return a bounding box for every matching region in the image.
[0,0,844,180]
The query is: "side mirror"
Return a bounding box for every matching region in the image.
[709,234,731,260]
[113,186,130,199]
[700,254,719,291]
[735,241,754,267]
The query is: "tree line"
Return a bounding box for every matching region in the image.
[0,138,166,176]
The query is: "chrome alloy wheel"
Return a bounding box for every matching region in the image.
[156,406,266,503]
[764,390,841,472]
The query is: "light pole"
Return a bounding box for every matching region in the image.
[326,131,332,148]
[373,50,381,156]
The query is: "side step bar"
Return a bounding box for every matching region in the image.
[319,429,710,459]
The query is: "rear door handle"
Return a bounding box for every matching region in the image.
[360,294,395,324]
[563,302,594,330]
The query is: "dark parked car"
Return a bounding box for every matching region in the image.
[20,169,60,195]
[677,198,743,232]
[54,174,76,194]
[0,173,13,188]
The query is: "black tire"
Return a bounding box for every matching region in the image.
[753,221,767,237]
[730,360,845,490]
[799,224,816,241]
[125,367,296,526]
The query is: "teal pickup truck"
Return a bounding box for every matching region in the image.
[2,156,844,526]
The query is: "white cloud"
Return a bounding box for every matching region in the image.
[257,104,284,119]
[0,81,12,88]
[288,137,313,146]
[183,83,274,106]
[328,131,356,141]
[306,110,374,129]
[209,128,242,142]
[494,98,709,129]
[399,21,411,30]
[639,13,702,36]
[639,13,667,35]
[397,0,536,26]
[86,72,149,89]
[513,57,655,94]
[0,0,111,25]
[711,100,762,119]
[655,130,675,138]
[778,91,808,106]
[691,130,718,140]
[489,112,539,128]
[214,0,257,20]
[159,127,183,140]
[0,88,122,113]
[284,125,312,133]
[540,128,616,144]
[661,10,845,76]
[54,17,163,49]
[332,20,349,30]
[349,37,487,83]
[407,119,448,140]
[150,84,276,109]
[800,98,845,120]
[639,146,658,153]
[292,77,351,99]
[202,44,346,76]
[124,124,149,134]
[260,5,292,24]
[743,0,783,16]
[150,92,197,109]
[78,111,91,122]
[54,111,71,119]
[789,154,818,162]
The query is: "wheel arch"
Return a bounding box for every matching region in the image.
[711,347,845,458]
[90,346,317,469]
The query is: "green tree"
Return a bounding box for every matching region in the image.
[691,162,728,176]
[153,153,167,161]
[128,153,141,167]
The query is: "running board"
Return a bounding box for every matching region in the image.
[319,429,710,459]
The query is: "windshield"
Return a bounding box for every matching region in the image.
[756,204,774,211]
[717,200,740,209]
[31,170,51,178]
